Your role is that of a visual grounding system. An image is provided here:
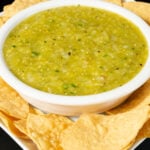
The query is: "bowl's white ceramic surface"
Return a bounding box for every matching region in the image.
[0,0,150,116]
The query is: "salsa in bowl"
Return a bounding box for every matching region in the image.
[0,0,150,115]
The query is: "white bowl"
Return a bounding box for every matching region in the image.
[0,0,150,116]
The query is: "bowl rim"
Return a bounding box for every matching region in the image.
[0,0,150,106]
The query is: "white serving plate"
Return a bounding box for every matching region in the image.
[0,0,146,150]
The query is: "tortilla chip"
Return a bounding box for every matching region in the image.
[135,118,150,142]
[26,113,73,150]
[0,17,4,27]
[29,105,44,115]
[123,2,150,25]
[107,79,150,114]
[60,106,149,150]
[0,78,29,119]
[104,0,123,6]
[14,119,28,135]
[121,140,136,150]
[2,0,46,23]
[0,111,28,139]
[14,119,39,149]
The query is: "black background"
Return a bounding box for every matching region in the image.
[0,0,150,150]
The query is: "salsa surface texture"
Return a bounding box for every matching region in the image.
[3,6,148,96]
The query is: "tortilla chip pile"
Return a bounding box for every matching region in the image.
[0,0,150,150]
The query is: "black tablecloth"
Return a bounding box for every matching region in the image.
[0,127,22,150]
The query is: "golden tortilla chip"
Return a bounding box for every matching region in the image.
[121,140,136,150]
[60,106,149,150]
[29,105,44,115]
[14,119,38,149]
[26,113,73,150]
[123,2,150,25]
[14,106,44,137]
[2,0,46,23]
[0,111,28,139]
[0,17,4,27]
[135,118,150,142]
[104,0,123,6]
[14,119,28,135]
[0,78,29,119]
[107,79,150,114]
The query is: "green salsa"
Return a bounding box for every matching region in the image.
[3,6,148,96]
